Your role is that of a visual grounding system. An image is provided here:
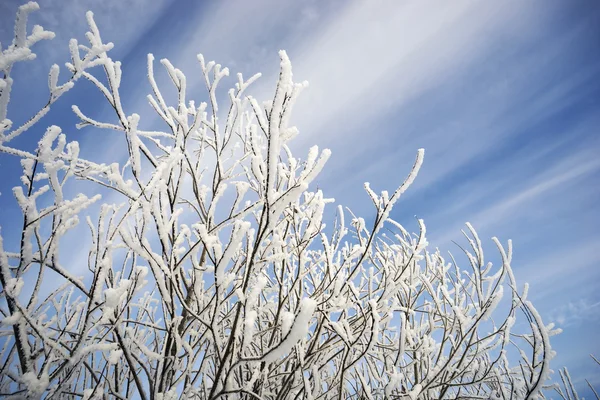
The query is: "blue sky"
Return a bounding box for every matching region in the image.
[1,0,599,395]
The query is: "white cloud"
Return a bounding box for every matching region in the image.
[429,153,600,248]
[285,1,552,141]
[550,298,600,328]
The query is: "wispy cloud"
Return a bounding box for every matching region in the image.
[428,149,600,249]
[550,298,600,328]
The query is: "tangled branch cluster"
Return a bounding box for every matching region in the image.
[0,3,561,399]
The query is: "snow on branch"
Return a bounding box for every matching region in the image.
[0,3,566,399]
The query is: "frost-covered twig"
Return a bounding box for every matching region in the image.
[0,3,564,399]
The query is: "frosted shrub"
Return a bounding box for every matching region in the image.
[0,3,562,399]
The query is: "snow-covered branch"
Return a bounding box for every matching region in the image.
[0,3,566,399]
